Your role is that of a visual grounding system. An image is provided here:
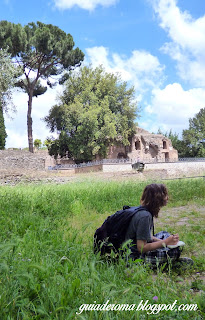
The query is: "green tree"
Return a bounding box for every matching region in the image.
[165,129,188,157]
[45,66,138,162]
[34,138,42,149]
[43,138,53,149]
[182,108,205,157]
[0,20,84,153]
[165,130,179,149]
[0,48,20,149]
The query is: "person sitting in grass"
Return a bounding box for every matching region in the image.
[125,183,193,266]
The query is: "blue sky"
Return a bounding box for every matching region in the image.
[1,0,205,148]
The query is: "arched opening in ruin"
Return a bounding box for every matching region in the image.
[135,140,141,150]
[149,145,158,158]
[163,141,167,149]
[165,152,169,161]
[117,152,127,159]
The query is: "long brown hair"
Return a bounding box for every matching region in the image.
[140,184,168,218]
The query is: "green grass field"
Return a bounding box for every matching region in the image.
[0,178,204,319]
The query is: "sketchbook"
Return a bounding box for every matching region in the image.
[167,240,185,249]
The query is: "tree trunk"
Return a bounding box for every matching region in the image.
[0,103,7,150]
[27,93,34,153]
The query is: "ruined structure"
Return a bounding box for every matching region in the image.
[55,126,178,165]
[107,127,178,162]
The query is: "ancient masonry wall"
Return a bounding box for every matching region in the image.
[101,161,205,177]
[102,163,132,172]
[0,150,55,171]
[53,162,205,177]
[0,150,205,178]
[144,161,205,177]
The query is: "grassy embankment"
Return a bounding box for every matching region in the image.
[0,178,204,319]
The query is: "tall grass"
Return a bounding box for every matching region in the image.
[0,178,204,319]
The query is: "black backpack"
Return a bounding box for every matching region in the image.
[93,205,150,256]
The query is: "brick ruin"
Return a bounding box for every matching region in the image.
[106,127,178,162]
[59,127,178,164]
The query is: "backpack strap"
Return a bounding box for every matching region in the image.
[123,205,155,236]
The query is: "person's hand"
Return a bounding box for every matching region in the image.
[165,234,179,246]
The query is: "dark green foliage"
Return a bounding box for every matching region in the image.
[43,138,53,149]
[0,104,7,149]
[182,108,205,157]
[163,130,188,158]
[0,21,84,74]
[0,20,84,152]
[15,79,47,97]
[164,130,180,150]
[47,131,72,159]
[34,139,42,149]
[161,108,205,158]
[45,66,138,162]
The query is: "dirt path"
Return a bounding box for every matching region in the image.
[0,167,195,185]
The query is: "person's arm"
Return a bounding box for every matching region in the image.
[152,233,179,242]
[137,234,179,253]
[152,236,161,242]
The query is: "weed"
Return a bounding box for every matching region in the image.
[0,178,204,319]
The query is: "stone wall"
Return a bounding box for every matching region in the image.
[101,161,205,177]
[0,149,204,178]
[76,161,205,176]
[102,163,132,172]
[144,161,205,177]
[0,150,55,171]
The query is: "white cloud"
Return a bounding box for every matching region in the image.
[153,0,205,51]
[152,0,205,87]
[53,0,118,11]
[5,129,28,149]
[85,46,164,94]
[142,83,205,134]
[5,87,61,148]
